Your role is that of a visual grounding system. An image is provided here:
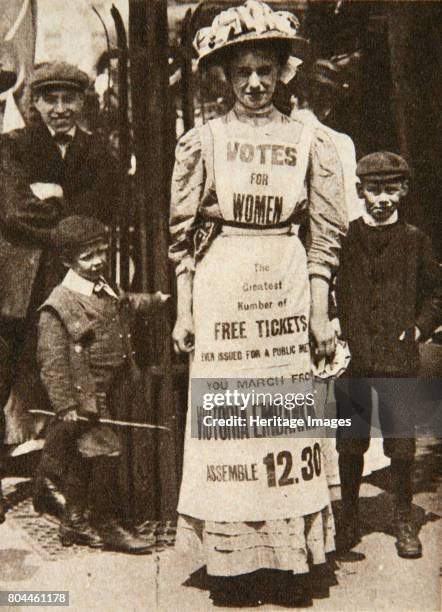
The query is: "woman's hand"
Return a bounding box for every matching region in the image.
[62,409,78,422]
[173,272,194,353]
[173,314,195,354]
[310,314,337,362]
[310,276,336,362]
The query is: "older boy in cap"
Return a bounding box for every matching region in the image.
[0,62,119,517]
[36,216,169,552]
[334,152,441,558]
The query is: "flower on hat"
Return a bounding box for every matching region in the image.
[193,0,302,64]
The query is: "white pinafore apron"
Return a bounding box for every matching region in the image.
[178,117,330,522]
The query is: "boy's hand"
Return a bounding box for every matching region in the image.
[127,292,171,313]
[173,314,195,354]
[62,409,78,422]
[30,182,63,200]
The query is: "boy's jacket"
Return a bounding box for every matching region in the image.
[38,284,157,416]
[335,218,441,376]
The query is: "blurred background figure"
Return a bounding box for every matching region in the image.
[0,41,26,134]
[289,57,363,222]
[289,56,388,486]
[0,0,37,134]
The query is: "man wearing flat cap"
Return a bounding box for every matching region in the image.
[0,61,118,518]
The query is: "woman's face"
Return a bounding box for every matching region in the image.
[227,48,280,112]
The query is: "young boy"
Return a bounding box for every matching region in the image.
[37,215,169,553]
[334,152,440,558]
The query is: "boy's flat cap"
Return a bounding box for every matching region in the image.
[29,61,89,93]
[53,216,107,254]
[357,152,410,180]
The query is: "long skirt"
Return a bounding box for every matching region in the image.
[176,508,335,577]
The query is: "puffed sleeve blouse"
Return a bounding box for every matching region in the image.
[169,110,348,281]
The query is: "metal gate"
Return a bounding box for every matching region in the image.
[107,0,187,523]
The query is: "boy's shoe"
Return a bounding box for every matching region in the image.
[394,514,422,559]
[60,508,103,548]
[100,520,153,554]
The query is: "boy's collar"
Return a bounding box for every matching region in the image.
[362,210,399,227]
[62,268,118,298]
[47,125,77,139]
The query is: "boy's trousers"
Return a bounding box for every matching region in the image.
[335,375,417,459]
[38,418,122,520]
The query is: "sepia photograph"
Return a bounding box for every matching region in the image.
[0,0,440,610]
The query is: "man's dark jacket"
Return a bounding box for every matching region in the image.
[335,217,441,376]
[0,121,118,319]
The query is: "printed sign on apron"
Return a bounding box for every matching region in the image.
[178,117,330,522]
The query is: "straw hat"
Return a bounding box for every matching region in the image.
[193,0,307,67]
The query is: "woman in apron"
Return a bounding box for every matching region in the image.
[169,1,348,606]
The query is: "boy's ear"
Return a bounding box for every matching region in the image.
[61,258,71,269]
[401,179,409,197]
[356,181,364,199]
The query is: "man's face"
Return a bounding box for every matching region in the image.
[358,179,408,223]
[227,48,280,112]
[33,87,84,134]
[66,239,108,282]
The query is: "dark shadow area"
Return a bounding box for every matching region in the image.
[3,480,33,513]
[3,450,41,478]
[183,565,208,591]
[183,561,341,607]
[332,548,366,563]
[364,438,442,498]
[412,439,442,497]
